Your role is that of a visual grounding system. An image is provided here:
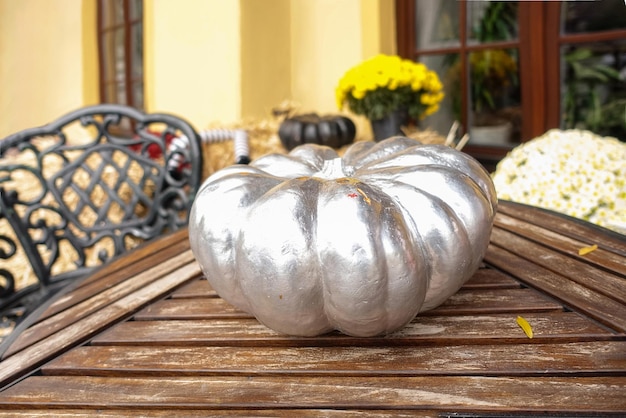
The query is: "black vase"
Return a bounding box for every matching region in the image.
[370,108,409,142]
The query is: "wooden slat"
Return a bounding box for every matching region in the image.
[169,277,217,299]
[422,288,562,315]
[490,227,626,304]
[74,229,191,288]
[43,341,626,377]
[461,267,522,289]
[498,201,626,256]
[0,230,192,362]
[0,375,624,413]
[92,311,612,347]
[0,410,439,417]
[485,245,626,333]
[3,249,198,358]
[40,233,192,320]
[135,288,562,321]
[0,257,201,388]
[494,212,626,275]
[134,298,252,320]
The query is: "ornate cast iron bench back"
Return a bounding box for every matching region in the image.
[0,104,203,324]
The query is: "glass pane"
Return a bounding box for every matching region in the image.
[468,1,518,44]
[561,42,626,140]
[419,53,460,137]
[117,82,127,105]
[414,0,460,49]
[562,0,626,34]
[115,0,125,23]
[468,48,521,145]
[114,28,126,83]
[131,22,143,78]
[130,0,143,20]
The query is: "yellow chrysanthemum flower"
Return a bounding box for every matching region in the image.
[335,54,444,121]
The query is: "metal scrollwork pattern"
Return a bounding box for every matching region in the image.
[0,104,203,323]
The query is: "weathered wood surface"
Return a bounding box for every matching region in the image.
[0,200,624,416]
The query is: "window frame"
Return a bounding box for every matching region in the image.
[397,0,626,166]
[97,0,144,109]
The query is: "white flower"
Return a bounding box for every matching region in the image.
[492,129,626,234]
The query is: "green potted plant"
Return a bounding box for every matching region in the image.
[563,47,625,139]
[470,49,518,120]
[335,54,444,141]
[446,2,519,144]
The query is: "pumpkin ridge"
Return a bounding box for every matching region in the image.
[251,153,320,178]
[381,166,493,256]
[316,180,425,336]
[410,191,474,311]
[238,177,333,336]
[342,136,420,169]
[189,171,284,314]
[356,144,497,211]
[359,164,494,219]
[352,175,477,312]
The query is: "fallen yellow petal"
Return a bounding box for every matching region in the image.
[578,244,598,256]
[516,316,533,339]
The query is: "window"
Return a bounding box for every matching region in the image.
[397,0,626,169]
[98,0,144,109]
[547,1,626,141]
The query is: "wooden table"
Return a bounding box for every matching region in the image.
[0,200,624,416]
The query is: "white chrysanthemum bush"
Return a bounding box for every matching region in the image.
[492,129,626,234]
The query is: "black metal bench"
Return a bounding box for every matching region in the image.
[0,104,203,327]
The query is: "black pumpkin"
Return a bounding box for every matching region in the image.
[278,113,356,150]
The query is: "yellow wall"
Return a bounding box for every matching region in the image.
[145,0,396,130]
[289,0,395,131]
[361,0,397,58]
[145,0,243,126]
[0,0,99,138]
[290,0,362,114]
[82,0,100,106]
[240,0,291,118]
[0,0,395,136]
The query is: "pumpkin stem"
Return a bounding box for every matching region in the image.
[316,158,354,180]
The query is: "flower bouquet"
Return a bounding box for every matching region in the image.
[492,129,626,234]
[469,49,518,118]
[335,54,444,122]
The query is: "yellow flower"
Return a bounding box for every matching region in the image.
[352,88,366,100]
[420,91,444,106]
[335,54,444,121]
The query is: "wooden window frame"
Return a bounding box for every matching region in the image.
[97,0,144,109]
[544,2,626,133]
[397,0,626,166]
[396,0,528,167]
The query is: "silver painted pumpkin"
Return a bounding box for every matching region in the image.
[189,136,497,337]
